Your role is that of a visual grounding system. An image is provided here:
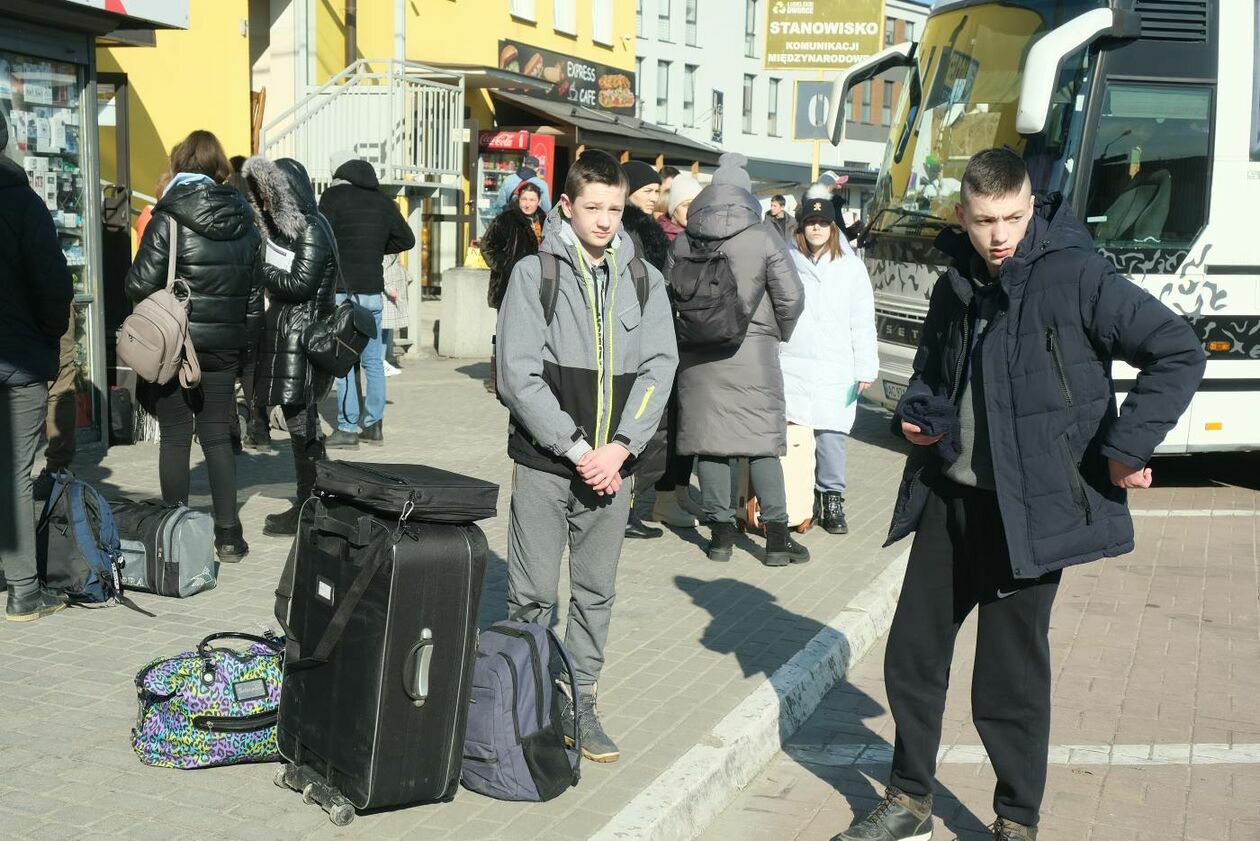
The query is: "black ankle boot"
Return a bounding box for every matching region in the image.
[764,522,810,567]
[263,504,302,537]
[819,492,848,534]
[707,522,739,562]
[214,522,249,563]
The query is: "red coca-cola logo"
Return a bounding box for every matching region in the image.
[479,130,530,151]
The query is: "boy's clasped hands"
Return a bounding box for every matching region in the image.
[577,444,631,496]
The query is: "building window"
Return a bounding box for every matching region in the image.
[659,0,672,41]
[885,17,895,46]
[768,77,780,136]
[686,0,699,46]
[510,0,536,22]
[555,0,577,34]
[882,80,894,125]
[636,0,644,37]
[594,0,614,45]
[657,60,672,123]
[684,64,698,127]
[636,56,644,116]
[906,20,916,42]
[745,0,759,58]
[861,84,871,124]
[743,73,755,133]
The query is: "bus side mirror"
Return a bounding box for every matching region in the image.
[1016,8,1141,134]
[828,42,918,146]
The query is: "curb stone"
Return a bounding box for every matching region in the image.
[591,547,911,841]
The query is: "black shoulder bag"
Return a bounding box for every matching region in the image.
[302,214,377,378]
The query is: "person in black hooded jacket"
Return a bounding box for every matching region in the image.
[317,159,415,448]
[835,149,1205,841]
[1,109,74,620]
[242,155,339,538]
[125,130,262,563]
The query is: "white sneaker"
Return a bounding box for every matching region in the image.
[383,360,402,377]
[649,490,699,528]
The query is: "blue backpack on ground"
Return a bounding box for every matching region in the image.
[461,618,581,801]
[37,471,125,603]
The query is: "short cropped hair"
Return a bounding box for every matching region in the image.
[516,181,542,198]
[169,130,232,183]
[659,165,681,181]
[771,194,786,205]
[961,148,1028,203]
[563,150,629,200]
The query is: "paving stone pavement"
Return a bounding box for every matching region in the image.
[699,455,1260,841]
[0,350,913,841]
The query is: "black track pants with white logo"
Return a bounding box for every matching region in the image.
[884,476,1061,828]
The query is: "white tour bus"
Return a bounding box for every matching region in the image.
[829,0,1260,453]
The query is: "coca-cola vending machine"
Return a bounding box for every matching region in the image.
[476,129,555,237]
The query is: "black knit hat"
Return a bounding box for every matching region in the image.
[622,160,661,197]
[799,194,836,226]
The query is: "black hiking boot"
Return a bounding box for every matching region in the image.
[214,522,249,563]
[765,521,811,566]
[707,522,738,562]
[263,504,302,537]
[243,419,273,450]
[831,787,934,841]
[325,430,360,450]
[6,586,67,623]
[359,422,383,446]
[819,492,849,534]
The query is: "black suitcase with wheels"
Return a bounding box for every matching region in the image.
[273,461,497,823]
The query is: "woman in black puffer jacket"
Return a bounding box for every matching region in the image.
[241,156,338,537]
[126,130,262,562]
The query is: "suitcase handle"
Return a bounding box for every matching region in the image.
[402,629,435,706]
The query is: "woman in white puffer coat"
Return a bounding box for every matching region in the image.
[780,196,879,534]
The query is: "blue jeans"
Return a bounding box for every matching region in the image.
[334,293,385,432]
[814,430,848,494]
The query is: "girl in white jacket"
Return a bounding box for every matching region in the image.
[780,198,879,534]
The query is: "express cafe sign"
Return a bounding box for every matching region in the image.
[498,40,636,116]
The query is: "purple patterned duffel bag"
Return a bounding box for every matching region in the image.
[132,632,284,769]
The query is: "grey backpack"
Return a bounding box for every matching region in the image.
[460,619,581,801]
[118,217,201,387]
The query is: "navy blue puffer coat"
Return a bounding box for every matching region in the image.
[887,195,1205,578]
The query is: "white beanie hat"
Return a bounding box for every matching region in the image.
[667,172,703,217]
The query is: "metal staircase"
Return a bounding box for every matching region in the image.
[259,59,465,193]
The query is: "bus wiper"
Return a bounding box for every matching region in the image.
[869,206,950,232]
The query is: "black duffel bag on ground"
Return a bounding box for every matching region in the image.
[303,216,376,377]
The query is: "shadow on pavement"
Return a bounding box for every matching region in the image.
[677,575,990,839]
[848,403,914,459]
[1150,452,1260,491]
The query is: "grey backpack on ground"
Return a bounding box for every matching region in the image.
[111,498,218,598]
[117,217,201,387]
[461,618,581,801]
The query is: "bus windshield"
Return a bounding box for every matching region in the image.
[871,0,1105,233]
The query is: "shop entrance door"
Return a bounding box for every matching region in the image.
[97,73,131,346]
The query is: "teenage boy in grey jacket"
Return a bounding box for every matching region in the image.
[496,150,678,763]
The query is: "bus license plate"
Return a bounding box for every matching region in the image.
[883,381,907,402]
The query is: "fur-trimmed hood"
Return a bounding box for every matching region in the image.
[242,155,316,243]
[621,203,670,273]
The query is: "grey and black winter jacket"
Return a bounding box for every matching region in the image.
[496,206,679,479]
[888,195,1205,578]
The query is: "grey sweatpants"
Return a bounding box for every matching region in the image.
[506,462,632,685]
[1,383,49,596]
[697,455,788,525]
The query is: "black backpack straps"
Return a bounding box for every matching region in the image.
[538,252,561,326]
[629,256,649,314]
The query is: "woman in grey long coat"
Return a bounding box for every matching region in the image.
[673,152,806,566]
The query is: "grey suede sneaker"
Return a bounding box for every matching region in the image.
[991,818,1037,840]
[831,787,934,841]
[557,684,621,763]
